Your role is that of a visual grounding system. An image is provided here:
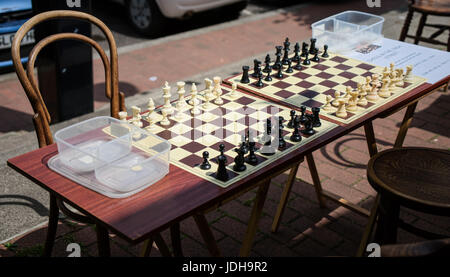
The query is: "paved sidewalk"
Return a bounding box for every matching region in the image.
[1,0,449,257]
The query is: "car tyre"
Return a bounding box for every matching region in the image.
[126,0,166,37]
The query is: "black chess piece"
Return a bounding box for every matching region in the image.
[301,42,308,57]
[302,52,311,65]
[311,48,320,62]
[251,59,261,78]
[292,42,300,62]
[233,148,247,172]
[264,67,273,82]
[309,38,317,54]
[301,116,316,135]
[299,105,308,125]
[273,46,283,70]
[287,110,296,128]
[290,115,302,142]
[311,107,321,127]
[293,56,302,70]
[255,74,264,87]
[215,144,229,181]
[282,38,290,65]
[322,44,329,58]
[285,59,293,73]
[241,65,250,83]
[261,118,275,156]
[240,133,249,154]
[263,54,272,73]
[275,63,283,78]
[200,151,211,170]
[245,141,258,165]
[278,116,286,149]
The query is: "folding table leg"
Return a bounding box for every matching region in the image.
[193,213,221,257]
[306,153,327,208]
[356,194,380,257]
[43,194,59,257]
[153,233,172,257]
[394,102,418,148]
[140,238,154,257]
[271,162,301,233]
[96,224,110,257]
[240,180,270,257]
[170,222,183,257]
[364,122,378,157]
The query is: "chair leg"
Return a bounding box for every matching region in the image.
[374,195,400,245]
[414,13,428,45]
[356,194,380,257]
[96,224,111,257]
[170,222,183,257]
[399,8,414,41]
[43,194,59,257]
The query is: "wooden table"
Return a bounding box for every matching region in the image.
[7,75,449,257]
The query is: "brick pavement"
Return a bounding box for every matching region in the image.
[1,0,450,257]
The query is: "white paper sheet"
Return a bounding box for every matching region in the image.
[346,38,450,84]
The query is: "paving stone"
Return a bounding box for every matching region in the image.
[332,238,359,257]
[252,237,298,257]
[211,216,249,242]
[292,238,339,257]
[216,236,242,257]
[326,217,364,244]
[180,216,225,243]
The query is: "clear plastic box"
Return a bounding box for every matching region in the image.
[311,11,384,54]
[52,116,170,197]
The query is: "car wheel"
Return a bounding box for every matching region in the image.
[126,0,165,37]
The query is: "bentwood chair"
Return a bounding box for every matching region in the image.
[11,10,171,257]
[399,0,450,51]
[357,147,450,256]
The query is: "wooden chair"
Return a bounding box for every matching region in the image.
[381,238,450,257]
[11,10,169,257]
[399,0,450,51]
[357,147,450,256]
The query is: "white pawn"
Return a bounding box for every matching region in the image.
[322,95,334,111]
[160,109,170,126]
[188,83,200,106]
[213,76,223,104]
[229,82,239,99]
[119,111,128,121]
[336,99,347,118]
[174,106,184,121]
[332,91,341,107]
[366,84,379,102]
[144,115,156,131]
[191,98,201,115]
[203,88,213,109]
[176,81,187,109]
[404,65,413,83]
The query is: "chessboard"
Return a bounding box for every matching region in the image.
[224,43,427,124]
[109,85,338,188]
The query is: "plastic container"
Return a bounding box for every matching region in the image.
[311,11,384,54]
[52,116,170,197]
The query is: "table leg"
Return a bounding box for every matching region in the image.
[356,194,380,257]
[170,222,183,257]
[153,233,172,257]
[364,122,378,157]
[140,238,154,257]
[394,102,418,148]
[271,162,301,233]
[43,194,59,257]
[240,180,270,257]
[96,224,110,257]
[306,153,327,208]
[193,213,222,257]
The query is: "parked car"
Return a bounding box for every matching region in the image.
[0,0,34,72]
[111,0,248,36]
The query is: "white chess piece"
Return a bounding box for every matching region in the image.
[364,76,372,92]
[322,95,334,111]
[144,115,156,131]
[332,91,341,107]
[191,98,201,115]
[357,83,368,106]
[213,76,223,104]
[336,99,347,118]
[188,83,200,106]
[203,78,212,96]
[229,82,239,99]
[131,106,143,128]
[160,109,170,126]
[404,65,413,83]
[203,88,213,109]
[119,111,128,121]
[162,81,174,115]
[388,71,397,93]
[174,106,184,120]
[389,62,395,74]
[366,84,379,102]
[346,91,358,112]
[147,97,156,119]
[176,81,187,109]
[395,69,404,87]
[378,78,390,98]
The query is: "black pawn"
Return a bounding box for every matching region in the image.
[263,54,272,73]
[311,48,320,62]
[309,38,317,54]
[275,63,284,78]
[240,133,249,154]
[233,148,246,172]
[299,106,308,125]
[251,59,261,78]
[264,67,272,82]
[311,107,321,127]
[200,151,211,170]
[302,52,310,65]
[255,74,264,87]
[290,115,302,142]
[285,59,293,73]
[278,116,286,149]
[301,42,308,57]
[301,116,316,135]
[245,141,258,166]
[293,56,302,70]
[322,44,329,58]
[241,66,250,84]
[292,42,300,62]
[219,143,225,156]
[287,110,296,128]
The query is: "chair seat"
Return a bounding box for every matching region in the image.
[412,0,450,15]
[367,147,450,215]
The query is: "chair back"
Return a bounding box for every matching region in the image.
[11,10,125,147]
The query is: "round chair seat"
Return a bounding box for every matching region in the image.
[412,0,450,15]
[367,147,450,216]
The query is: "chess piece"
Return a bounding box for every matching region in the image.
[311,107,321,127]
[344,86,353,101]
[322,44,329,58]
[162,81,174,115]
[176,81,187,109]
[191,97,201,115]
[322,95,334,111]
[357,83,368,106]
[245,141,258,166]
[292,42,300,62]
[251,59,261,78]
[301,116,315,135]
[263,54,272,73]
[332,91,341,107]
[255,74,264,87]
[261,118,275,156]
[309,38,317,54]
[119,111,128,121]
[388,71,397,93]
[200,151,211,170]
[275,63,283,78]
[371,74,380,88]
[378,78,390,98]
[131,106,143,127]
[203,88,213,109]
[213,76,224,104]
[233,147,247,172]
[160,109,170,126]
[311,48,320,62]
[264,67,273,82]
[215,144,229,181]
[144,114,156,131]
[278,116,286,149]
[336,99,347,118]
[204,78,213,93]
[404,65,413,83]
[290,115,302,142]
[366,83,379,101]
[301,42,308,57]
[188,83,200,106]
[147,97,155,114]
[282,38,291,65]
[229,82,239,99]
[395,68,404,87]
[346,91,358,112]
[299,105,308,125]
[302,52,311,65]
[389,62,395,75]
[285,59,293,73]
[287,110,296,128]
[293,56,302,70]
[364,76,372,92]
[273,46,283,70]
[241,66,250,83]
